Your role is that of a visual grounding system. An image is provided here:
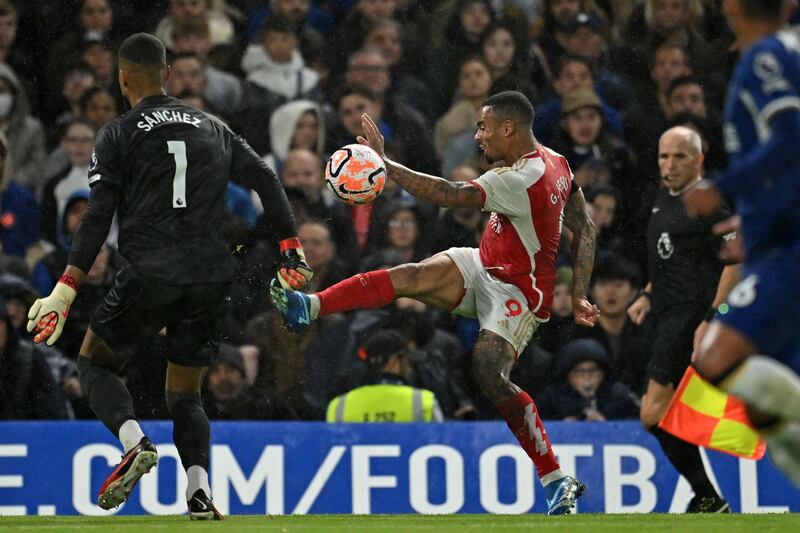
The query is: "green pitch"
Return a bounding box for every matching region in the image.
[1,514,798,532]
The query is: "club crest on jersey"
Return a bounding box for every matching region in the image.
[489,212,502,234]
[657,232,674,259]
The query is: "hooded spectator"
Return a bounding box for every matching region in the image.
[537,338,640,421]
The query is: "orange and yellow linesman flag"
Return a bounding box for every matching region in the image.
[659,366,766,460]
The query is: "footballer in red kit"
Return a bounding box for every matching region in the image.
[272,91,599,515]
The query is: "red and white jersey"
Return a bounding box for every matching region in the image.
[470,147,573,321]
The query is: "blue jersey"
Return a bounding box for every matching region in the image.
[721,28,800,261]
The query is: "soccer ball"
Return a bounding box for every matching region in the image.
[325,144,386,205]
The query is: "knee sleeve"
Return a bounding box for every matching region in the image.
[165,391,209,470]
[77,356,136,435]
[725,356,800,420]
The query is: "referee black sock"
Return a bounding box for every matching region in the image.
[166,391,210,471]
[77,356,137,435]
[651,426,719,499]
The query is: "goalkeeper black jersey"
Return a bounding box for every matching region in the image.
[69,94,296,284]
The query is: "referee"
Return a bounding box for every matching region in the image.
[627,127,733,513]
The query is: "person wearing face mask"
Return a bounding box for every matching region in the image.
[537,338,639,421]
[0,64,46,191]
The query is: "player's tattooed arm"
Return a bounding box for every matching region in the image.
[563,188,596,299]
[386,160,484,208]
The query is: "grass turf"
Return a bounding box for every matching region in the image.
[1,514,799,532]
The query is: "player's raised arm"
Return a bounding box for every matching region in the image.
[229,130,312,290]
[563,187,599,327]
[357,113,484,209]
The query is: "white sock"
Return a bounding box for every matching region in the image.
[725,356,800,421]
[186,465,211,500]
[118,419,145,453]
[540,468,566,487]
[309,294,320,319]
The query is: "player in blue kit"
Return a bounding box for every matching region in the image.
[684,0,800,487]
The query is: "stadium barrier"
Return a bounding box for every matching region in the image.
[0,421,797,516]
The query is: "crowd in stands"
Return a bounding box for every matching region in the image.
[0,0,754,422]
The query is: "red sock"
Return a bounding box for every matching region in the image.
[316,270,396,316]
[498,391,561,480]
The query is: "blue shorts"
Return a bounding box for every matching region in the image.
[717,251,800,373]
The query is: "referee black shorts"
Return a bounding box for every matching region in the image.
[90,265,229,368]
[646,304,706,387]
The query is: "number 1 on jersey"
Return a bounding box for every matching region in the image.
[168,140,187,208]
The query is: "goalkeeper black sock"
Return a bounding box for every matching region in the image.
[651,426,719,498]
[166,391,210,472]
[77,356,137,436]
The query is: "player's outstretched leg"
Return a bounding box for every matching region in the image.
[166,363,223,520]
[471,330,585,515]
[77,330,157,509]
[271,256,467,332]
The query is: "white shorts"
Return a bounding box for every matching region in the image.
[441,247,538,354]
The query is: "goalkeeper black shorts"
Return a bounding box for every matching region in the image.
[91,265,229,367]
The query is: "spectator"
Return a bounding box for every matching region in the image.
[326,0,401,77]
[538,266,577,355]
[171,16,242,113]
[362,201,429,267]
[429,0,495,113]
[50,67,97,148]
[32,190,89,296]
[0,63,46,190]
[0,297,69,419]
[572,255,652,393]
[39,119,96,245]
[365,18,428,94]
[0,1,38,116]
[165,53,213,109]
[45,0,117,94]
[585,184,624,261]
[297,220,348,292]
[262,100,326,173]
[384,299,477,419]
[345,46,434,122]
[327,329,444,422]
[626,42,692,179]
[79,86,118,132]
[155,0,235,49]
[0,132,37,258]
[537,338,640,421]
[241,16,322,102]
[534,0,589,71]
[79,37,115,90]
[276,148,357,265]
[553,90,632,179]
[434,57,492,158]
[665,75,707,119]
[433,165,485,251]
[573,158,611,189]
[480,22,536,100]
[205,345,293,420]
[0,273,37,334]
[561,11,636,113]
[330,86,439,176]
[245,0,331,62]
[533,55,624,146]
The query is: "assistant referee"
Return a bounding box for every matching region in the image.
[627,126,733,513]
